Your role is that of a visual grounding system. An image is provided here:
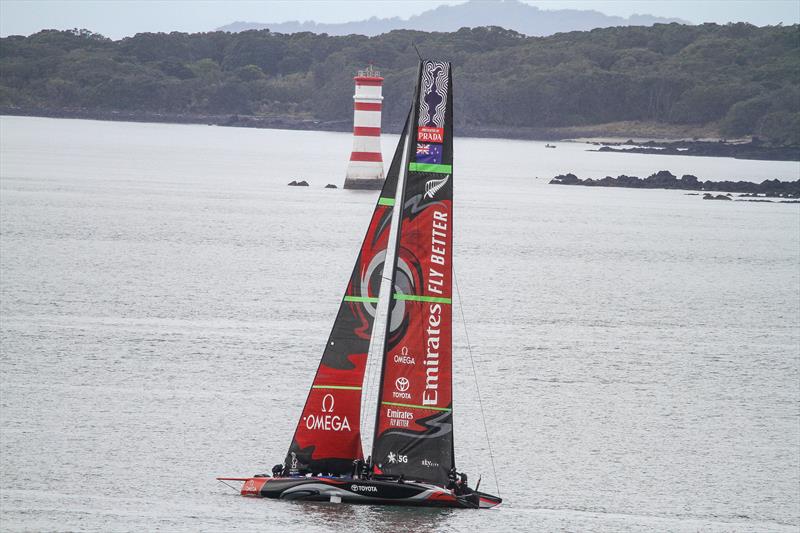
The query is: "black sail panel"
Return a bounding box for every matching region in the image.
[284,114,411,476]
[372,61,455,486]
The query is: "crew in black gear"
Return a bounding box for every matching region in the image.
[362,456,373,479]
[447,467,458,491]
[352,458,364,478]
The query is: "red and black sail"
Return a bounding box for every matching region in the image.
[284,116,410,476]
[372,61,455,486]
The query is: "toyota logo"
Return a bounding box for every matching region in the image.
[395,377,410,392]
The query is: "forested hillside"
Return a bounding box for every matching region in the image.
[1,24,798,145]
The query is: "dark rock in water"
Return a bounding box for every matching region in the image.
[590,139,799,162]
[288,180,309,187]
[550,172,799,197]
[703,193,732,201]
[325,183,337,189]
[550,173,580,185]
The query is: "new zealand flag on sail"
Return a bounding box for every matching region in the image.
[416,143,442,164]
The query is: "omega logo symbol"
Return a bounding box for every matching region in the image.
[395,377,410,392]
[321,393,335,412]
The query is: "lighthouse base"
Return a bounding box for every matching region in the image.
[343,177,385,190]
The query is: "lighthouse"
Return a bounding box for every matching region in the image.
[343,65,384,190]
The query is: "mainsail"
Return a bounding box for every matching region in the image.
[372,61,455,486]
[284,115,410,475]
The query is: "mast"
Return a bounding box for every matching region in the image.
[371,63,423,458]
[371,60,455,487]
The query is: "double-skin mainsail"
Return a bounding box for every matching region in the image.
[372,61,454,487]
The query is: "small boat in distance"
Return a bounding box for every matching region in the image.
[218,60,502,509]
[545,143,556,148]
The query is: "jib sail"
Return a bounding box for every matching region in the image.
[372,61,455,486]
[284,115,411,476]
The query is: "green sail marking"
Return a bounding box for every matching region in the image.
[382,401,452,412]
[408,163,452,174]
[377,197,395,206]
[393,293,452,304]
[312,385,362,391]
[344,295,379,303]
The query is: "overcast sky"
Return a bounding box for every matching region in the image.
[1,0,798,39]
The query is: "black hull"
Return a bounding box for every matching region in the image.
[226,476,501,509]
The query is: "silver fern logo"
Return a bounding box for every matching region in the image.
[424,175,450,199]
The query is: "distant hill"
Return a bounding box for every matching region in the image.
[217,0,688,37]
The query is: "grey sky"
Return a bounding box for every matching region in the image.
[1,0,798,39]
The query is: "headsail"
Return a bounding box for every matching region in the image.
[284,115,411,476]
[372,61,455,486]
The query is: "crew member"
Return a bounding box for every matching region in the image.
[352,458,364,479]
[447,467,458,491]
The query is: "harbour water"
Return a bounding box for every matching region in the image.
[1,116,798,531]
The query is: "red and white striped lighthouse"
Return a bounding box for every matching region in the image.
[343,65,384,190]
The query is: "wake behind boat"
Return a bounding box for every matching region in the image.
[218,59,501,509]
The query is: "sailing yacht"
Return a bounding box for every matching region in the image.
[218,60,501,509]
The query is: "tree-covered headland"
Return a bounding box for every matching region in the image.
[1,24,798,146]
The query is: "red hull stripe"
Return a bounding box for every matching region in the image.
[354,102,382,111]
[350,152,383,162]
[353,126,381,137]
[240,478,267,496]
[355,79,383,86]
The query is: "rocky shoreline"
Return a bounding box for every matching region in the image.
[550,171,800,201]
[2,107,798,162]
[592,139,799,162]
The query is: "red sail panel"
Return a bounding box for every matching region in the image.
[373,61,455,486]
[283,115,410,476]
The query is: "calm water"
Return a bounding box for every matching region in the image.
[1,116,799,532]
